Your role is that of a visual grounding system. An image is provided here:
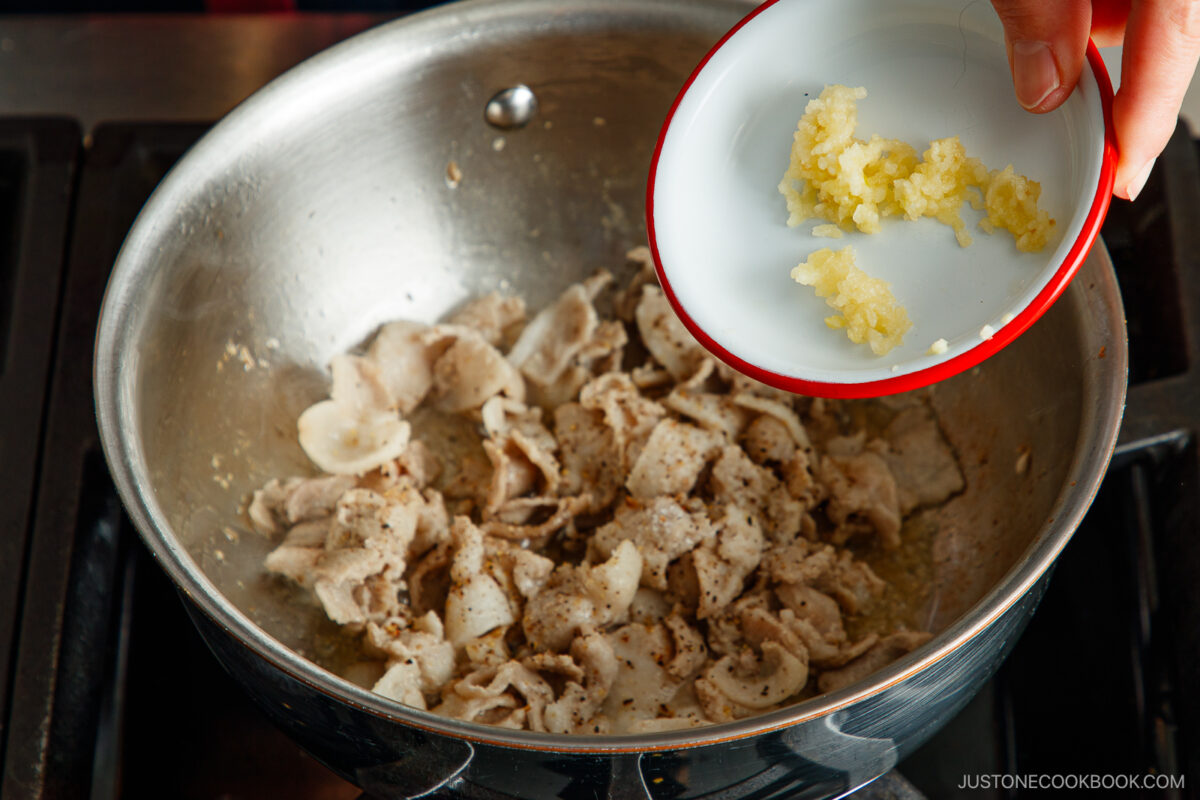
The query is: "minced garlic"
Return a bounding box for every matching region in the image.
[979,166,1055,252]
[894,137,989,247]
[779,85,916,235]
[812,223,844,239]
[790,246,911,356]
[779,85,1055,251]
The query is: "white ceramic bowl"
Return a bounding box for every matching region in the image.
[648,0,1116,398]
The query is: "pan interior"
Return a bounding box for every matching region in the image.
[102,0,1119,730]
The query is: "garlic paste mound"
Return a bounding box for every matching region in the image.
[791,247,912,356]
[779,85,1055,253]
[248,248,963,733]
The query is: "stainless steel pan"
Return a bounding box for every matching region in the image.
[93,1,1126,797]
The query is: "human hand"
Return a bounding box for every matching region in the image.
[990,0,1200,200]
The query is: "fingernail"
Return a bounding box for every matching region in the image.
[1126,158,1156,201]
[1012,40,1060,110]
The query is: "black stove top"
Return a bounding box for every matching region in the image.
[0,120,1197,800]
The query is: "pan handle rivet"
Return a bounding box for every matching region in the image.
[485,85,538,130]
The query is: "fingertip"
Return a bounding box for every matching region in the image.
[1114,157,1156,202]
[1022,83,1075,114]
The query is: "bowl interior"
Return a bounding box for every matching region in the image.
[96,0,1124,743]
[650,0,1110,393]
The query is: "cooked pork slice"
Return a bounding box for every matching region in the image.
[763,540,832,585]
[428,330,525,413]
[694,642,808,722]
[522,540,642,653]
[520,573,592,653]
[663,388,751,440]
[324,487,417,558]
[604,618,706,733]
[407,540,451,617]
[542,630,619,734]
[554,402,623,512]
[626,419,724,499]
[372,659,427,709]
[482,438,541,518]
[731,394,812,450]
[763,540,885,616]
[329,353,393,416]
[630,363,673,390]
[263,545,323,587]
[822,633,880,670]
[361,573,412,623]
[297,352,412,475]
[509,430,561,493]
[364,611,455,695]
[740,415,795,465]
[434,661,553,730]
[297,402,411,477]
[272,485,427,626]
[248,477,303,536]
[628,587,672,624]
[478,494,591,543]
[526,364,593,411]
[815,630,933,693]
[312,545,386,591]
[395,439,442,488]
[480,397,556,450]
[781,447,822,509]
[409,486,450,555]
[284,474,358,524]
[775,583,844,641]
[679,358,717,391]
[689,506,765,620]
[635,286,707,381]
[507,276,609,386]
[366,321,437,414]
[523,650,586,685]
[745,602,876,670]
[613,246,658,323]
[452,535,555,620]
[591,497,716,590]
[506,547,556,599]
[738,604,810,663]
[579,373,665,471]
[488,495,561,526]
[582,540,643,624]
[448,291,527,348]
[710,446,804,543]
[312,579,369,626]
[443,517,517,646]
[817,550,887,615]
[281,518,330,548]
[697,592,765,659]
[576,319,628,366]
[663,609,709,678]
[817,449,903,549]
[882,406,965,514]
[463,627,511,668]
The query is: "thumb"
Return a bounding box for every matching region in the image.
[990,0,1095,111]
